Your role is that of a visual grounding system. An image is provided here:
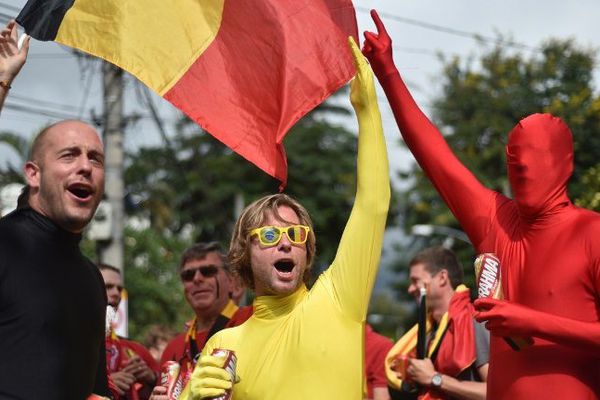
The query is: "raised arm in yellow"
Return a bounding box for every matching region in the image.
[185,38,390,400]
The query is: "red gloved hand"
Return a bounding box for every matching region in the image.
[474,298,539,337]
[361,10,397,79]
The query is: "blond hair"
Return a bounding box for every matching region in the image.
[229,194,316,289]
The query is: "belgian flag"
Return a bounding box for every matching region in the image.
[17,0,358,186]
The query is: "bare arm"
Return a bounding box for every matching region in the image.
[407,358,487,400]
[436,364,487,400]
[0,20,29,114]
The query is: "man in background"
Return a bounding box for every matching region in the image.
[150,242,253,399]
[100,264,158,399]
[386,247,488,400]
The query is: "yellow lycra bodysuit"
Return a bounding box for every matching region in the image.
[198,41,389,400]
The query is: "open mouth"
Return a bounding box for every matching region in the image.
[274,260,295,273]
[67,184,93,200]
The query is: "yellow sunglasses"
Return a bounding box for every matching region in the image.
[250,225,310,247]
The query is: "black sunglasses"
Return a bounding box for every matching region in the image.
[180,265,220,282]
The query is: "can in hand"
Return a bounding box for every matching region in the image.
[474,253,503,299]
[474,253,533,351]
[209,349,237,400]
[160,361,184,400]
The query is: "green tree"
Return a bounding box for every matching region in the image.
[0,131,29,186]
[390,38,600,322]
[575,164,600,210]
[126,89,396,274]
[123,88,399,339]
[368,291,409,339]
[122,226,193,339]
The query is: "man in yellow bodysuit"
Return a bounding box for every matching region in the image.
[186,38,390,400]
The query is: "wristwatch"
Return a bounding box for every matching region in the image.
[431,373,443,388]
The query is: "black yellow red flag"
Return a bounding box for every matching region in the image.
[17,0,357,186]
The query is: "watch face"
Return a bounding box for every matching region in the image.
[432,373,443,387]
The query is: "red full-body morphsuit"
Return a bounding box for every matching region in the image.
[362,10,600,399]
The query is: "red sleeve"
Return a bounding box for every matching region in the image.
[377,71,498,246]
[365,329,394,393]
[227,306,253,328]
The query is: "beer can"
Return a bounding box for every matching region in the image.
[210,349,237,400]
[474,253,534,351]
[160,361,184,400]
[474,253,503,299]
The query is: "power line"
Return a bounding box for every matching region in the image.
[0,2,20,13]
[10,93,81,113]
[4,101,89,121]
[0,113,43,125]
[0,11,13,21]
[394,46,437,57]
[27,53,75,59]
[355,6,539,53]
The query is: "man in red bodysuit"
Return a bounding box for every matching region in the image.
[361,10,600,400]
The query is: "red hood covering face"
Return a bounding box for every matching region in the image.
[506,113,573,217]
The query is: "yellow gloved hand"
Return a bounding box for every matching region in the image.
[190,354,237,400]
[348,36,377,113]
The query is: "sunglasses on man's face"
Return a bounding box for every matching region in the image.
[249,225,310,247]
[180,265,220,282]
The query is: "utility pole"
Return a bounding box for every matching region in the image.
[98,62,125,274]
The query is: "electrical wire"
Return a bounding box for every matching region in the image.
[0,2,20,13]
[355,6,539,53]
[4,102,89,122]
[9,93,80,113]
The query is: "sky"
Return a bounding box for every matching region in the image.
[2,0,600,173]
[1,0,599,293]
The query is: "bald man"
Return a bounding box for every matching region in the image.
[0,120,111,399]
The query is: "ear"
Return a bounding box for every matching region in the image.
[24,161,41,188]
[438,269,450,287]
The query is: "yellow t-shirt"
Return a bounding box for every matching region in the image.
[202,58,389,400]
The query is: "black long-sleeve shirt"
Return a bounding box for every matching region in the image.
[0,207,110,399]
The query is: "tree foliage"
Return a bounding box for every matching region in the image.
[122,89,401,339]
[121,227,193,339]
[125,89,388,274]
[0,131,29,186]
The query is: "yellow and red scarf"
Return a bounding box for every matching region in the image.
[385,285,477,399]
